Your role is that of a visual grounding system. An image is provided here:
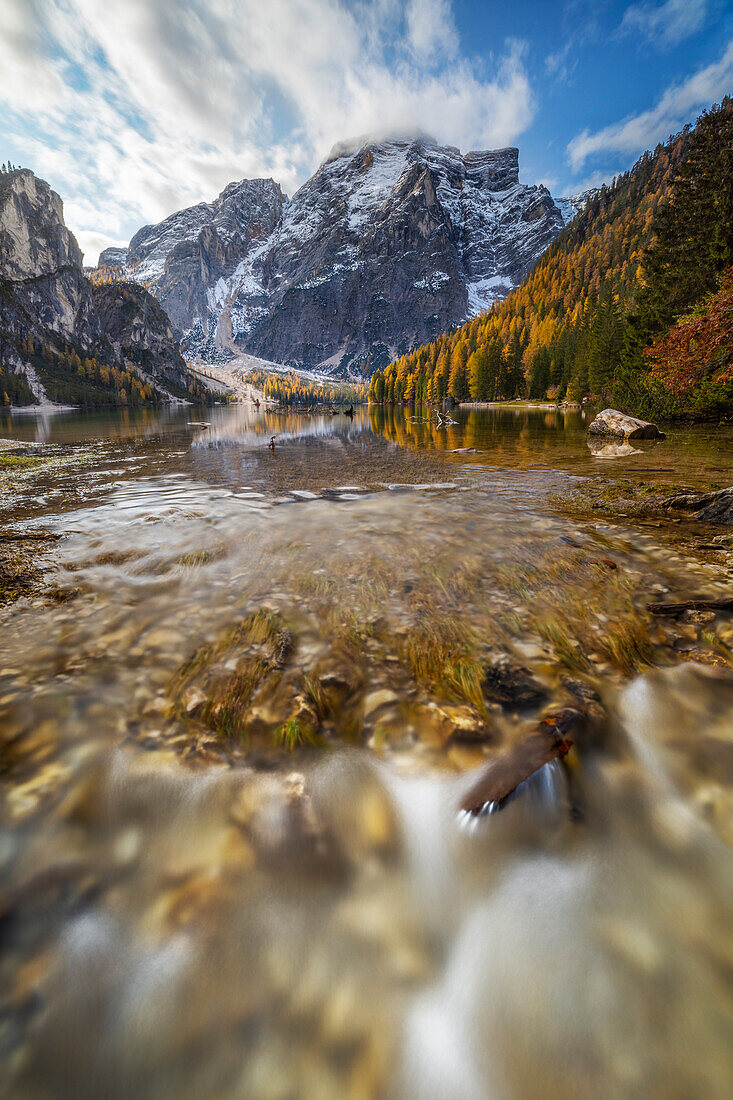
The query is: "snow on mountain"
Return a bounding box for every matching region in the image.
[110,138,580,377]
[555,188,599,226]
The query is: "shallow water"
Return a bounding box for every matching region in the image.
[1,402,733,1098]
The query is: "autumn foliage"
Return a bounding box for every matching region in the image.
[645,266,733,390]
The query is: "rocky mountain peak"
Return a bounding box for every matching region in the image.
[322,132,439,166]
[105,139,583,375]
[0,168,194,405]
[0,168,83,280]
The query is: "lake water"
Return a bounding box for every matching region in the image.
[2,402,733,1099]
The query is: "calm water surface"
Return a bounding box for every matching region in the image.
[1,402,733,1099]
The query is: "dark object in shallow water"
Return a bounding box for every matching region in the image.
[269,436,276,452]
[662,486,733,525]
[344,405,354,417]
[647,596,733,616]
[482,660,548,711]
[0,531,60,542]
[459,708,580,817]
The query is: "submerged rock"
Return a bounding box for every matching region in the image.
[482,658,548,712]
[442,704,494,744]
[662,486,733,525]
[588,409,665,440]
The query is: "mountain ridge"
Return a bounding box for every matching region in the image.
[100,137,590,377]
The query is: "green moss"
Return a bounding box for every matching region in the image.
[0,452,47,470]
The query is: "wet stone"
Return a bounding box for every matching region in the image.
[482,659,548,711]
[441,704,494,744]
[363,689,399,719]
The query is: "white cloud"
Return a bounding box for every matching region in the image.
[618,0,710,47]
[0,0,535,263]
[567,38,733,170]
[406,0,458,62]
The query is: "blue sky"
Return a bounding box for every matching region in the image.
[2,0,732,263]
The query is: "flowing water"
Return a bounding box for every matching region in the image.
[1,402,733,1099]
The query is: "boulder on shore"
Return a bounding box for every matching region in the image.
[662,486,733,525]
[587,408,665,440]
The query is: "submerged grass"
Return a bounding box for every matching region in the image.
[175,548,221,568]
[442,656,489,717]
[168,609,294,741]
[302,674,331,722]
[273,718,318,751]
[599,616,655,674]
[537,617,591,671]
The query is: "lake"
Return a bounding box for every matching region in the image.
[2,402,733,1099]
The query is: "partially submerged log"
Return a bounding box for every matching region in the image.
[647,596,733,617]
[0,531,60,542]
[587,408,665,440]
[662,486,733,525]
[459,708,580,817]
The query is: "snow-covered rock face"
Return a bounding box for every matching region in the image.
[555,188,598,226]
[97,246,129,269]
[115,139,579,376]
[124,178,285,338]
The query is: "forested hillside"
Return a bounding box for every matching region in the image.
[246,369,365,406]
[368,98,733,420]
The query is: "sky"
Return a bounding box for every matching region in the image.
[2,0,732,264]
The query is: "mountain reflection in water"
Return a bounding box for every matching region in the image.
[1,402,733,1099]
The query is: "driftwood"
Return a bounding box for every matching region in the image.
[647,597,733,616]
[459,708,580,816]
[0,532,61,542]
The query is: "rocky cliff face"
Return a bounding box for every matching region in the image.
[0,169,195,404]
[124,178,285,338]
[92,282,188,393]
[111,139,583,376]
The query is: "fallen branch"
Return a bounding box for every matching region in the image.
[458,708,580,817]
[647,597,733,616]
[0,532,61,542]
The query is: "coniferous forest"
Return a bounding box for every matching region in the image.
[369,98,733,420]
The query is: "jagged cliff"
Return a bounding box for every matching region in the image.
[106,139,586,376]
[0,169,198,406]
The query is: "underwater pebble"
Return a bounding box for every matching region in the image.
[363,689,399,718]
